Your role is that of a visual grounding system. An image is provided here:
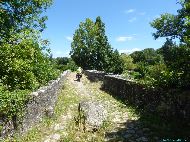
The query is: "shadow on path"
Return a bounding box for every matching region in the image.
[105,119,160,142]
[99,86,190,142]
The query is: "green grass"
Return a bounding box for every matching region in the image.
[5,77,79,142]
[4,73,141,142]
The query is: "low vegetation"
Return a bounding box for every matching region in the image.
[0,0,59,130]
[9,73,138,142]
[0,0,189,140]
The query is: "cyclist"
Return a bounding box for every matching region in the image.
[76,67,82,81]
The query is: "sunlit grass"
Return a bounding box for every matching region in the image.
[5,73,140,142]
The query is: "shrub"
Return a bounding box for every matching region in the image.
[123,71,141,80]
[0,85,30,125]
[54,58,78,71]
[140,64,184,88]
[0,32,60,91]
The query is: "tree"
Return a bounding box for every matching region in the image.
[0,0,59,127]
[130,48,163,65]
[150,0,190,44]
[70,18,95,69]
[180,0,190,44]
[157,40,190,88]
[120,53,136,71]
[157,38,178,66]
[0,0,52,42]
[106,49,124,74]
[0,31,59,90]
[0,0,58,90]
[150,0,190,88]
[130,51,143,63]
[55,57,69,66]
[70,17,122,73]
[94,16,112,71]
[53,57,78,71]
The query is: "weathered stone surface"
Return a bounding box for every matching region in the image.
[44,133,61,142]
[0,70,69,138]
[53,124,64,131]
[0,120,14,138]
[21,71,69,133]
[136,136,148,142]
[142,128,150,132]
[45,106,54,117]
[85,70,190,123]
[78,100,107,130]
[84,70,107,81]
[126,129,135,134]
[124,133,132,139]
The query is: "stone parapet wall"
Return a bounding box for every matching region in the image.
[84,70,108,81]
[85,70,190,122]
[22,70,69,132]
[1,70,70,138]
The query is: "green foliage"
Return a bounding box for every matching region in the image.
[70,16,123,73]
[128,48,165,82]
[0,0,53,42]
[0,0,57,91]
[120,53,136,71]
[54,57,78,71]
[134,40,190,89]
[105,49,124,74]
[0,0,61,128]
[184,0,190,44]
[134,62,147,78]
[0,31,59,127]
[130,48,163,65]
[150,1,190,89]
[55,57,69,66]
[157,40,190,88]
[156,38,178,66]
[123,71,141,80]
[0,85,30,123]
[130,48,189,89]
[139,64,169,87]
[70,18,96,69]
[150,0,190,44]
[129,51,143,63]
[146,64,167,80]
[0,30,59,90]
[66,59,78,71]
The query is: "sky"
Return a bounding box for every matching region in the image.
[42,0,181,57]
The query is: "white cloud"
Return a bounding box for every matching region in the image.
[66,36,73,41]
[119,48,141,54]
[125,9,135,14]
[128,17,137,22]
[116,36,134,42]
[139,12,146,16]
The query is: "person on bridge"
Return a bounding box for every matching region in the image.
[76,67,83,81]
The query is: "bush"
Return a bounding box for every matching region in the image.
[66,59,78,71]
[0,32,60,90]
[0,33,60,129]
[0,85,30,124]
[123,71,141,80]
[134,62,149,78]
[140,64,184,88]
[54,57,78,71]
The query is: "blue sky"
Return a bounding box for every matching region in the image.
[42,0,181,57]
